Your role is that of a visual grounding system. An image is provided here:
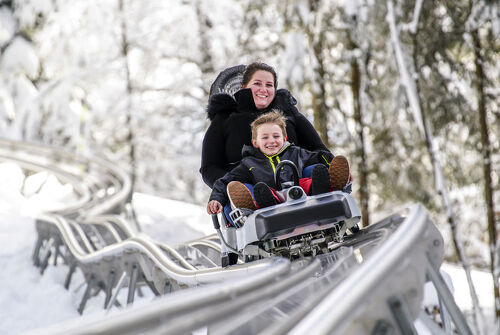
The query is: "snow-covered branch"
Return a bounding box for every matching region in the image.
[386,0,425,137]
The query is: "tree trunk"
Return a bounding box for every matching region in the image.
[472,27,499,320]
[118,0,135,190]
[310,49,329,147]
[348,37,370,227]
[194,0,214,97]
[307,0,329,147]
[118,0,141,231]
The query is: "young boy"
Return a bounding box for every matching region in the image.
[207,110,350,215]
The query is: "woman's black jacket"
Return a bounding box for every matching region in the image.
[200,88,330,188]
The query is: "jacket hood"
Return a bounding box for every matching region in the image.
[206,88,297,121]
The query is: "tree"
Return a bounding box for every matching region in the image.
[304,0,330,147]
[467,0,500,320]
[387,0,487,331]
[0,1,42,141]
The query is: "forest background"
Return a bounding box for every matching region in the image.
[0,0,499,325]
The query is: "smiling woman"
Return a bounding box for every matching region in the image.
[200,62,330,189]
[242,65,276,110]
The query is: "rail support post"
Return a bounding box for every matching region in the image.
[104,270,116,308]
[426,254,472,335]
[78,275,95,315]
[64,263,76,289]
[106,272,127,311]
[387,296,418,334]
[32,236,43,267]
[127,264,139,305]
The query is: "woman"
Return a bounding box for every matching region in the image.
[200,62,330,188]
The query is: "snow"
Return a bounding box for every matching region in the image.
[0,162,213,334]
[0,37,40,80]
[440,264,494,312]
[0,161,496,334]
[0,7,16,47]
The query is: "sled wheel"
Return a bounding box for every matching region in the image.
[349,224,360,234]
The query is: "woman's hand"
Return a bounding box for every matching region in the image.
[207,200,223,214]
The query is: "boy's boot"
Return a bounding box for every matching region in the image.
[253,182,278,209]
[310,164,331,195]
[329,155,350,191]
[227,181,256,210]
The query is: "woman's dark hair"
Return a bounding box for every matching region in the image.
[242,62,278,89]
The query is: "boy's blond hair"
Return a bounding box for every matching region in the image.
[251,109,287,140]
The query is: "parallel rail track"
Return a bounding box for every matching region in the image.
[0,138,472,334]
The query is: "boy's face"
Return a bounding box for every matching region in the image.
[252,123,285,156]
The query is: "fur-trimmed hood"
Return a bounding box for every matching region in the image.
[206,92,238,121]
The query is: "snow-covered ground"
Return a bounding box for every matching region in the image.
[0,162,496,334]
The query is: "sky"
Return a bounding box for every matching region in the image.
[0,161,496,334]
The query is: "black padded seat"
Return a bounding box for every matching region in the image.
[254,193,352,240]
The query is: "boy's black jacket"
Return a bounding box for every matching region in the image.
[200,88,330,188]
[209,142,333,206]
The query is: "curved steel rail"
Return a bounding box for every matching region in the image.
[1,138,471,334]
[1,139,288,313]
[28,204,470,335]
[0,138,131,218]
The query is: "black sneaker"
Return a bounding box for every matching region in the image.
[253,182,277,209]
[310,164,331,195]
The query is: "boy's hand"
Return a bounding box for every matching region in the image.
[207,200,223,214]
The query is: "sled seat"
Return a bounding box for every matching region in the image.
[253,193,352,240]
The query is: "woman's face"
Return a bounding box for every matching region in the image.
[244,70,276,110]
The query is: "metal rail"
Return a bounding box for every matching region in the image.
[29,204,471,335]
[0,138,131,218]
[1,138,472,334]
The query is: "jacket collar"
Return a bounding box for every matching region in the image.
[234,88,259,113]
[206,88,295,121]
[235,88,297,114]
[242,141,291,159]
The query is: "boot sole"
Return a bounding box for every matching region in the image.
[227,181,256,210]
[329,155,350,191]
[253,183,278,208]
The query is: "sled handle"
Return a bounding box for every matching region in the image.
[211,214,220,230]
[274,160,300,191]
